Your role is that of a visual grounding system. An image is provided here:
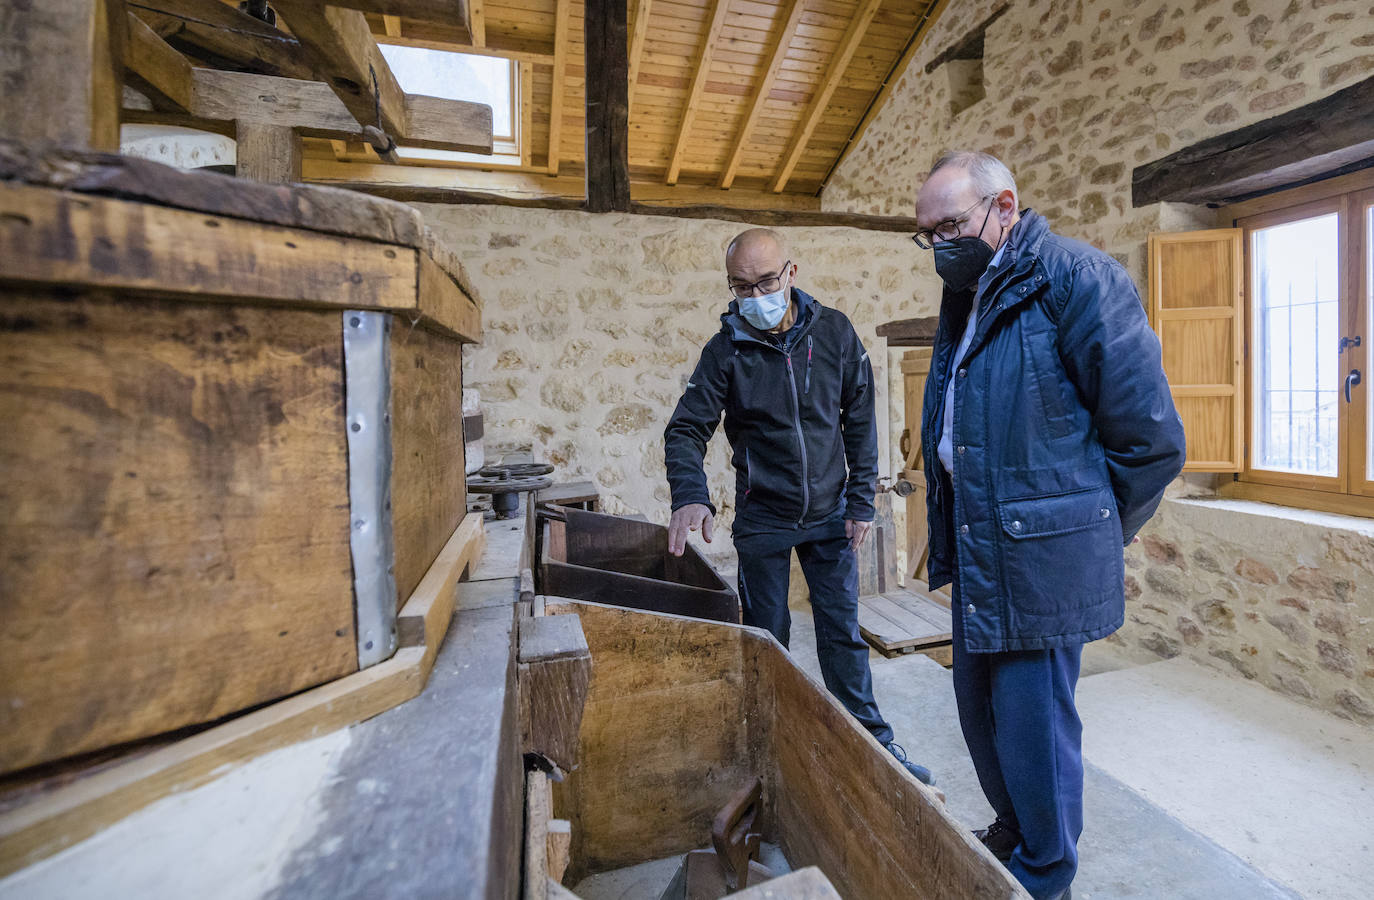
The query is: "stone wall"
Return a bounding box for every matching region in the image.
[420,204,933,570]
[1118,498,1374,723]
[821,0,1374,719]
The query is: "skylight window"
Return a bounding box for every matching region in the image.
[378,44,513,139]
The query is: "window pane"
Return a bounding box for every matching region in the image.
[378,45,512,138]
[1251,213,1340,476]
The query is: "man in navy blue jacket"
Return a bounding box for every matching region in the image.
[916,151,1185,900]
[664,228,933,785]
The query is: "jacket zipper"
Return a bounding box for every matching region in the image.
[804,335,813,394]
[786,351,810,524]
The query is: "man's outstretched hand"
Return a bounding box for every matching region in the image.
[668,503,714,556]
[845,519,872,553]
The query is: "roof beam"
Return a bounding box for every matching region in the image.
[583,0,630,212]
[664,0,730,186]
[382,15,403,37]
[469,0,486,47]
[131,0,314,81]
[547,0,572,175]
[718,0,805,190]
[626,0,652,111]
[770,0,883,193]
[125,11,194,113]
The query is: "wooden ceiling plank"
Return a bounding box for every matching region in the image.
[627,0,653,110]
[769,0,881,193]
[547,0,572,174]
[663,0,732,185]
[718,0,806,189]
[125,11,194,113]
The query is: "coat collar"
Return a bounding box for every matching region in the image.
[722,286,819,346]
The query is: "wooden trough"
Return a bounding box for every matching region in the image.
[540,598,1025,899]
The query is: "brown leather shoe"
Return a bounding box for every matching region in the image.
[972,819,1019,862]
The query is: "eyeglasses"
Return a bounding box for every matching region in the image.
[728,260,792,298]
[911,196,994,249]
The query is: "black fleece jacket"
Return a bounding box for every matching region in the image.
[663,287,878,534]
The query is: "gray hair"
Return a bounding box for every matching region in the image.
[929,150,1018,204]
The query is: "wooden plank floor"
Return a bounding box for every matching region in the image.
[857,586,952,663]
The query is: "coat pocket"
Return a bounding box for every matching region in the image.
[997,486,1124,614]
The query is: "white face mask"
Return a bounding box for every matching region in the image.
[737,286,789,330]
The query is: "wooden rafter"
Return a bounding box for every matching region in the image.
[664,0,730,186]
[826,0,948,184]
[546,0,572,175]
[718,0,805,190]
[770,0,883,193]
[382,14,403,36]
[125,11,193,113]
[626,0,652,111]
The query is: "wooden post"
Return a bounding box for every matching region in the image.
[235,122,302,183]
[0,0,126,150]
[582,0,630,212]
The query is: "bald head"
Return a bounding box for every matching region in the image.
[725,227,795,291]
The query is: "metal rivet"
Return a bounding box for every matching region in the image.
[966,604,976,614]
[960,524,970,534]
[958,368,968,378]
[364,640,374,650]
[350,316,362,328]
[1011,520,1023,531]
[1100,508,1111,518]
[957,445,966,455]
[350,421,362,432]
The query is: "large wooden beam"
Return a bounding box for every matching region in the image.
[1133,74,1374,206]
[584,0,631,212]
[547,0,573,175]
[770,0,883,193]
[0,0,125,150]
[125,10,193,112]
[173,67,491,153]
[273,1,408,152]
[133,0,314,80]
[664,0,730,186]
[719,0,805,190]
[626,0,652,111]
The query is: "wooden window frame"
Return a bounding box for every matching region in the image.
[1217,170,1374,518]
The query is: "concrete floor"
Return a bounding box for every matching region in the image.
[783,607,1368,900]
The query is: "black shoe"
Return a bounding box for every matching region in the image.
[972,818,1019,863]
[883,742,935,786]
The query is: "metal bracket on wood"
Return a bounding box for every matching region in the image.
[344,310,398,668]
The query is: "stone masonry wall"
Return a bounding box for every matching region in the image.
[420,204,934,571]
[822,0,1374,719]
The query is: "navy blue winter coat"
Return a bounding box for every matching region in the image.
[922,211,1185,652]
[665,288,878,534]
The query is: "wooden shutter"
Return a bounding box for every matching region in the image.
[1147,228,1245,472]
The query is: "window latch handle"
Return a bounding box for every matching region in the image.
[1339,335,1361,354]
[1346,369,1362,403]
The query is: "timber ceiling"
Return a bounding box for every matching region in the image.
[134,0,945,203]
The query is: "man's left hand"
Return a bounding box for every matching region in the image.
[845,519,872,552]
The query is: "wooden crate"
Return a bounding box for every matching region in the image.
[0,145,480,775]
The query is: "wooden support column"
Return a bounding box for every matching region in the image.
[1,0,126,150]
[235,122,302,183]
[583,0,631,212]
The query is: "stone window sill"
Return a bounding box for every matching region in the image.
[1166,495,1374,538]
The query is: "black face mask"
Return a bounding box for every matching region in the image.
[933,237,995,293]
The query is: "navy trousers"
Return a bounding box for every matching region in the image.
[951,573,1084,900]
[734,517,893,744]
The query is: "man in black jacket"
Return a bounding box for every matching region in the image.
[663,228,933,785]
